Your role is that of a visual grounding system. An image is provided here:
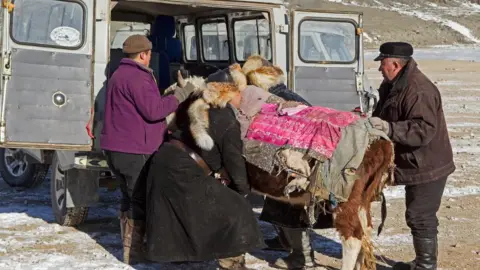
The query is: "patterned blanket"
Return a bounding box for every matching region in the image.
[246,104,360,159]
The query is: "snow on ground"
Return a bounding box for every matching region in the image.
[0,46,479,269]
[327,0,480,44]
[365,44,480,61]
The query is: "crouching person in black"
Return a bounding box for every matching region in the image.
[134,70,265,269]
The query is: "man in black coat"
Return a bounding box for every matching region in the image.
[370,42,455,270]
[140,70,264,269]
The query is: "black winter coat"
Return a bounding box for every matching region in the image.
[143,103,265,262]
[373,59,455,185]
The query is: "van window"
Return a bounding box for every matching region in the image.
[183,24,197,61]
[201,21,229,61]
[110,23,151,49]
[300,35,326,61]
[234,18,271,61]
[11,0,85,49]
[299,20,356,63]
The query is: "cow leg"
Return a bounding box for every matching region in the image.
[357,206,376,270]
[341,236,362,270]
[333,211,362,270]
[355,246,365,270]
[355,206,368,270]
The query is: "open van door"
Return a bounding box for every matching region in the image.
[0,0,94,150]
[289,10,366,112]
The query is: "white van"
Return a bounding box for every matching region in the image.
[0,0,376,226]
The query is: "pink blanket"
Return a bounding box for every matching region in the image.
[246,104,359,159]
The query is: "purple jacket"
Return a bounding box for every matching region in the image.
[100,59,179,154]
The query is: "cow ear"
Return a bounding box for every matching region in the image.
[177,70,186,88]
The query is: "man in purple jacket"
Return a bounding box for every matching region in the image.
[100,34,194,264]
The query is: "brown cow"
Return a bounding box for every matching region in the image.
[247,138,394,270]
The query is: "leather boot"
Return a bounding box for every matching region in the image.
[270,228,314,269]
[218,254,255,270]
[393,236,438,270]
[120,212,146,264]
[392,261,414,270]
[413,236,438,270]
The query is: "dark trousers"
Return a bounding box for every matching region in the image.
[405,176,448,238]
[105,150,151,220]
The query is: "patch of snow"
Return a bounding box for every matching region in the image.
[375,233,412,246]
[452,146,480,153]
[388,6,480,43]
[387,1,480,43]
[457,0,480,12]
[383,185,480,199]
[365,45,480,61]
[311,228,412,250]
[444,96,480,102]
[363,32,374,43]
[447,122,480,128]
[330,0,480,43]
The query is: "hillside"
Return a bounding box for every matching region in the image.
[291,0,480,48]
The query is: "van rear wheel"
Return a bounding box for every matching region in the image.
[0,148,49,189]
[50,155,89,226]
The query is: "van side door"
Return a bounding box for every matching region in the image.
[0,0,94,150]
[289,10,366,112]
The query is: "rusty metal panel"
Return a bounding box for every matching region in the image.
[5,49,92,146]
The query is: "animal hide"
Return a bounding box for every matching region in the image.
[188,82,240,150]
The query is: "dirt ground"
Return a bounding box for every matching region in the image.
[0,57,479,269]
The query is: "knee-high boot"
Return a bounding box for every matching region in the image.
[264,226,292,252]
[119,211,146,264]
[270,228,314,269]
[393,236,438,270]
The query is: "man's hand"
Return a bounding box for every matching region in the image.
[173,82,196,103]
[369,117,390,135]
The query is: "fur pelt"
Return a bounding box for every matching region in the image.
[188,82,241,150]
[165,70,207,130]
[229,63,247,91]
[242,55,286,91]
[242,55,273,75]
[246,65,285,92]
[164,70,207,95]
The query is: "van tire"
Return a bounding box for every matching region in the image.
[50,154,89,226]
[0,148,49,189]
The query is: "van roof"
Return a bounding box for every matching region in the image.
[112,0,362,18]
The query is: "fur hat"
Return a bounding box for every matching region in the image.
[188,82,240,150]
[242,55,285,91]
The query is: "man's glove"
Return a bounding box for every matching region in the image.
[173,82,196,103]
[369,117,390,135]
